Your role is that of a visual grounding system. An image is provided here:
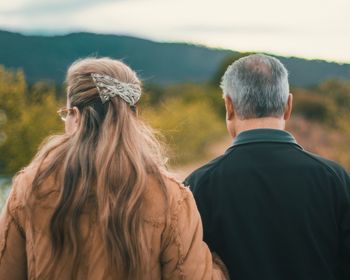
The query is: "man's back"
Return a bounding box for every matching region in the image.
[185,129,350,280]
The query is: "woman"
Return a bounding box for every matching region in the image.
[0,58,228,279]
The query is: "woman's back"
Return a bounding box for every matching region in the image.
[1,159,226,279]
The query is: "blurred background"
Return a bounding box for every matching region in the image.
[1,0,350,209]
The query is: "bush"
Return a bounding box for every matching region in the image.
[141,98,226,165]
[0,66,63,175]
[293,89,337,124]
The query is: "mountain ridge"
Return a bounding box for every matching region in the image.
[0,29,349,86]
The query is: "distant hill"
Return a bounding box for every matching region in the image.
[0,30,349,87]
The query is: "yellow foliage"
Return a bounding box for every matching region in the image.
[1,64,349,177]
[141,98,225,165]
[0,66,63,175]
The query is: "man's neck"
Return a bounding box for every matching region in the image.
[234,117,286,137]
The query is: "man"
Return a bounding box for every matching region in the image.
[184,54,350,280]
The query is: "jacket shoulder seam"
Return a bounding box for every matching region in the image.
[291,146,346,185]
[185,150,234,189]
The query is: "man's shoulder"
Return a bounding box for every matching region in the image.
[184,150,232,192]
[301,150,350,183]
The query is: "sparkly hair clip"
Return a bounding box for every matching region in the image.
[90,73,141,106]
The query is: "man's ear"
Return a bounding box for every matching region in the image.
[284,93,293,121]
[224,95,235,121]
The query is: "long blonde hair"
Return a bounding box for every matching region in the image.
[28,57,168,279]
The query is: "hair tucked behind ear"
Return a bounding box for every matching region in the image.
[26,57,168,279]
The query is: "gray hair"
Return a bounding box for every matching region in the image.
[220,54,289,119]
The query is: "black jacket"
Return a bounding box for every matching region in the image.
[184,129,350,280]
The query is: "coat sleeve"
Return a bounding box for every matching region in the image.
[160,184,229,280]
[0,186,27,279]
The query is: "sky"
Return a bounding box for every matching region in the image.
[0,0,349,63]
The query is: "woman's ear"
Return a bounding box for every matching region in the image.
[72,106,81,127]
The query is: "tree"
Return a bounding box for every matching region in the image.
[210,52,256,86]
[0,66,63,175]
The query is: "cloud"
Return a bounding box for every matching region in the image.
[0,0,349,63]
[0,0,118,16]
[175,24,295,35]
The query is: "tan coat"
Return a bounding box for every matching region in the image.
[0,163,228,280]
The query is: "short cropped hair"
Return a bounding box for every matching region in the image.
[221,54,289,119]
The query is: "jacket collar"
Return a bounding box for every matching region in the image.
[232,128,302,148]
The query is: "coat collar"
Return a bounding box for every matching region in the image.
[232,128,302,148]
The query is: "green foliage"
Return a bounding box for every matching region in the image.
[293,89,337,123]
[293,79,350,127]
[0,66,63,175]
[141,98,225,165]
[0,30,230,85]
[2,30,350,87]
[143,83,226,119]
[211,52,256,86]
[140,83,227,165]
[317,79,350,111]
[2,58,349,178]
[292,79,350,170]
[0,64,227,175]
